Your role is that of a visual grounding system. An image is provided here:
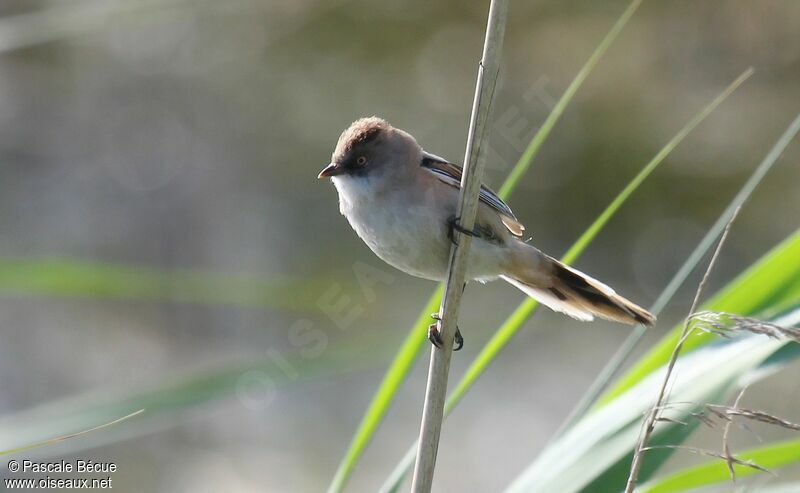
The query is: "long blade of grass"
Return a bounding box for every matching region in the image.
[599,231,800,406]
[497,0,642,199]
[0,410,144,456]
[601,232,800,404]
[325,2,643,490]
[450,69,752,408]
[326,290,442,493]
[504,304,800,493]
[624,205,741,493]
[557,108,798,434]
[0,257,318,310]
[0,339,383,456]
[599,111,800,404]
[640,438,800,493]
[579,237,800,492]
[598,112,800,405]
[377,70,751,493]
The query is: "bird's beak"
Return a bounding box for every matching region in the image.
[317,163,343,179]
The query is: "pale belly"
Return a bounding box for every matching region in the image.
[347,201,452,281]
[331,175,505,282]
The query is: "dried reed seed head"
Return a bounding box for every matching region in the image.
[689,311,800,342]
[705,405,800,431]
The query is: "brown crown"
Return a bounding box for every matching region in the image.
[337,116,390,153]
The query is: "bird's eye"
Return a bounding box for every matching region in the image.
[356,156,367,166]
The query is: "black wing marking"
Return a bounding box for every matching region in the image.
[420,151,524,236]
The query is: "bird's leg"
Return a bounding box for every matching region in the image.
[447,215,480,246]
[428,312,464,351]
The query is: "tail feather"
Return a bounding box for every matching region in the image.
[504,252,656,326]
[502,275,595,322]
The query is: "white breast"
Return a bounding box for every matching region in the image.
[330,175,506,282]
[331,176,451,280]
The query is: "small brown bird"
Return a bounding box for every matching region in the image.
[319,117,655,348]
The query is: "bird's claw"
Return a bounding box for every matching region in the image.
[428,313,463,351]
[447,216,479,246]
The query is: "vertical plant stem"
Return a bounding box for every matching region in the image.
[624,206,742,493]
[330,4,643,490]
[722,386,749,480]
[409,1,508,491]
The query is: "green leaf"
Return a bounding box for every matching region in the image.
[326,1,644,490]
[446,67,753,411]
[502,218,800,492]
[599,113,800,405]
[376,66,752,493]
[326,288,442,493]
[581,229,800,490]
[503,308,800,493]
[0,341,380,456]
[601,228,800,404]
[497,0,642,200]
[0,257,319,310]
[559,113,800,433]
[640,439,800,493]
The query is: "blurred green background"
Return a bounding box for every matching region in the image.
[1,0,799,491]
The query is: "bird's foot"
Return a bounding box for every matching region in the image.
[447,216,479,246]
[428,313,463,351]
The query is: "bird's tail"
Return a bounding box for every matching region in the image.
[501,244,655,326]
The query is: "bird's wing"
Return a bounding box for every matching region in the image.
[420,151,525,237]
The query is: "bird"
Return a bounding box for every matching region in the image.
[318,116,655,349]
